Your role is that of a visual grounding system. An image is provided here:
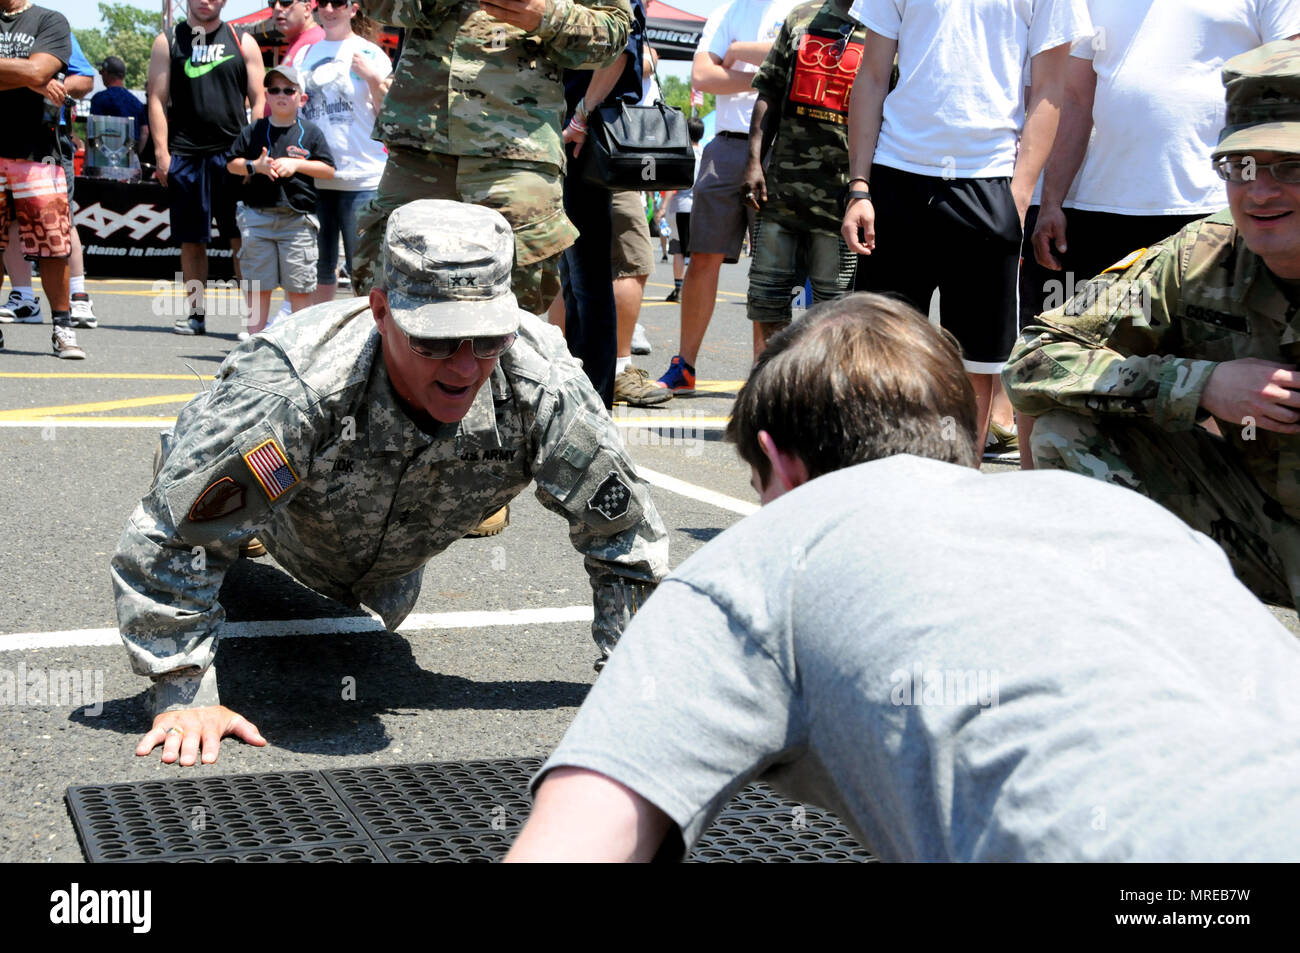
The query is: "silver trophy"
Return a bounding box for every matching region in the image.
[86,114,141,182]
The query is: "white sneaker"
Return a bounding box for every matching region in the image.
[0,292,41,323]
[70,292,97,328]
[52,325,85,359]
[266,301,291,330]
[236,330,250,342]
[631,322,651,355]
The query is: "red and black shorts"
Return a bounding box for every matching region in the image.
[0,158,72,259]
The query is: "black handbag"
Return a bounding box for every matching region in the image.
[581,100,697,191]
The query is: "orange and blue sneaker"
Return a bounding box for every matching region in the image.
[656,355,695,393]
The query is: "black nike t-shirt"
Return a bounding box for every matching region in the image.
[0,5,71,161]
[228,117,334,214]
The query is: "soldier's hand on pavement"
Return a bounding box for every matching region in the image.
[137,706,268,766]
[479,0,545,33]
[1033,203,1068,270]
[1200,358,1300,434]
[842,195,876,255]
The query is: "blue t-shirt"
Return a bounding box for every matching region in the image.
[89,85,147,126]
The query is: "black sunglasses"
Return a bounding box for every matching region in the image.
[266,85,299,95]
[318,0,354,7]
[268,0,302,8]
[406,332,517,360]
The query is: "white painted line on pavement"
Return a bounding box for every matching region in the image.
[636,466,759,517]
[0,419,171,428]
[0,605,594,651]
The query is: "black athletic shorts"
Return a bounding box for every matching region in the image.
[852,164,1022,371]
[1018,206,1204,329]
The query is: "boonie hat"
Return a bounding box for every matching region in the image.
[1213,40,1300,158]
[265,63,302,89]
[381,200,521,339]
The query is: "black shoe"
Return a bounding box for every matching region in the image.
[173,315,206,336]
[664,287,680,303]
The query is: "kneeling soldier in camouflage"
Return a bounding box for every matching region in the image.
[1004,42,1300,612]
[112,199,668,765]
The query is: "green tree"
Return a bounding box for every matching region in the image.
[74,3,162,90]
[660,74,714,118]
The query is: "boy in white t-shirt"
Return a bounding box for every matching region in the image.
[841,0,1091,453]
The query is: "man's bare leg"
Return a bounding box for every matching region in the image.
[547,289,565,334]
[969,372,994,460]
[990,376,1015,431]
[1018,414,1036,470]
[614,274,647,359]
[677,251,725,366]
[752,320,789,363]
[37,256,69,312]
[180,242,208,316]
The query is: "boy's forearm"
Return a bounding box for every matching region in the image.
[302,161,334,179]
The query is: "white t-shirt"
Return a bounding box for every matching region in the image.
[1068,0,1300,215]
[849,0,1092,177]
[291,35,392,192]
[701,0,801,134]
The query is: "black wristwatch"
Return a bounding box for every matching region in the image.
[846,189,872,203]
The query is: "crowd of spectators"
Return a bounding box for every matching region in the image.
[11,0,1300,862]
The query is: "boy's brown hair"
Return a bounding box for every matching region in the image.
[726,292,980,483]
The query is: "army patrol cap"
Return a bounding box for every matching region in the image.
[381,200,521,339]
[1214,41,1300,158]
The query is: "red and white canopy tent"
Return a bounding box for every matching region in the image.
[645,0,706,60]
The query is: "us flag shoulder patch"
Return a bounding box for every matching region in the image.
[243,438,300,502]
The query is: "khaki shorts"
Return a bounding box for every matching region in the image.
[610,190,653,278]
[353,147,574,312]
[236,204,319,295]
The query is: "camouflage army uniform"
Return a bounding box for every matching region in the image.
[352,0,633,312]
[1004,209,1300,610]
[746,0,860,322]
[111,301,669,713]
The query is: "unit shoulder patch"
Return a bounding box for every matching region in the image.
[188,476,246,522]
[587,472,632,522]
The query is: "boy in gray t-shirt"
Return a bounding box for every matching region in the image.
[506,293,1300,862]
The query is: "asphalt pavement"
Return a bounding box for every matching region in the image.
[3,256,1297,863]
[0,255,762,863]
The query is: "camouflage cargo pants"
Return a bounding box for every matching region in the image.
[353,146,575,314]
[1032,410,1300,611]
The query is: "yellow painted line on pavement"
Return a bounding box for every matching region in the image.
[0,393,196,420]
[0,417,176,427]
[0,372,214,381]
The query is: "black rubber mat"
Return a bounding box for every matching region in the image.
[68,758,873,863]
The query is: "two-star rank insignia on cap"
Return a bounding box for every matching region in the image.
[587,472,632,521]
[243,438,300,502]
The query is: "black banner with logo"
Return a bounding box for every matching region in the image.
[74,177,235,281]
